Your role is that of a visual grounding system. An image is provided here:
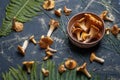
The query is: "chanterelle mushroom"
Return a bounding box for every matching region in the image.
[54,8,62,17]
[111,24,120,36]
[41,68,49,77]
[58,64,66,73]
[42,0,55,10]
[80,32,90,41]
[29,35,37,45]
[100,10,113,22]
[12,17,23,32]
[39,35,57,52]
[90,52,104,63]
[64,58,77,70]
[105,28,110,35]
[71,27,83,41]
[43,51,53,60]
[63,6,72,16]
[22,61,34,73]
[76,62,91,78]
[47,19,59,37]
[17,40,29,55]
[85,13,102,29]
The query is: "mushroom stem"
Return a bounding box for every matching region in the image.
[29,35,37,45]
[47,25,55,37]
[76,32,82,41]
[105,28,110,35]
[46,46,57,52]
[94,56,104,63]
[76,62,91,78]
[22,40,29,50]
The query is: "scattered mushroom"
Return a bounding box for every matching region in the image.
[83,25,99,43]
[17,40,29,55]
[54,8,62,17]
[90,52,104,63]
[105,28,110,35]
[22,61,34,73]
[71,27,83,41]
[12,17,24,32]
[63,6,72,16]
[58,64,66,73]
[42,0,55,10]
[76,62,91,78]
[39,35,57,52]
[41,68,49,77]
[85,13,102,29]
[29,35,37,45]
[100,10,113,22]
[64,58,77,70]
[43,51,53,60]
[47,19,59,37]
[111,24,120,36]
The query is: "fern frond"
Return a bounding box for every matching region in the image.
[0,0,43,36]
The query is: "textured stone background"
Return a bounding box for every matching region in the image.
[0,0,120,79]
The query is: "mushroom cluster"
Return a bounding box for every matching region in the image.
[71,13,102,43]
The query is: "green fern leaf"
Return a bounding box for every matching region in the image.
[0,0,43,36]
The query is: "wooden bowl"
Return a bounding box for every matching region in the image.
[67,12,105,48]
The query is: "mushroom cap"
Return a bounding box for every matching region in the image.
[64,58,77,69]
[100,10,108,19]
[54,8,62,17]
[39,35,53,48]
[42,0,55,10]
[49,19,59,28]
[63,6,72,16]
[41,68,49,77]
[23,61,35,65]
[90,52,96,62]
[76,62,87,71]
[111,24,119,36]
[17,45,25,55]
[81,32,90,41]
[29,35,34,40]
[12,21,23,32]
[72,27,83,34]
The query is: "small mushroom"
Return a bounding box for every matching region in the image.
[42,0,55,10]
[76,62,91,78]
[39,35,57,52]
[111,24,120,36]
[85,13,102,29]
[17,40,29,55]
[63,6,72,16]
[22,61,34,73]
[100,10,113,22]
[58,64,66,73]
[43,51,53,60]
[105,28,110,35]
[64,58,77,70]
[83,25,99,43]
[71,27,83,41]
[41,68,49,77]
[76,17,89,32]
[54,8,62,17]
[90,52,104,63]
[12,17,24,32]
[29,35,37,45]
[47,19,59,37]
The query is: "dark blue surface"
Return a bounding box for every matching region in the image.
[0,0,120,79]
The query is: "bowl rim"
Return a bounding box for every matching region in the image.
[67,12,105,45]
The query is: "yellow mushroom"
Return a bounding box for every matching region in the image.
[17,40,29,55]
[63,6,72,16]
[47,19,59,37]
[12,17,24,32]
[43,51,53,61]
[54,8,62,17]
[41,68,49,77]
[90,52,104,63]
[58,64,66,73]
[42,0,55,10]
[76,62,91,78]
[64,58,77,70]
[29,35,37,45]
[22,61,34,73]
[100,10,113,22]
[111,24,120,36]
